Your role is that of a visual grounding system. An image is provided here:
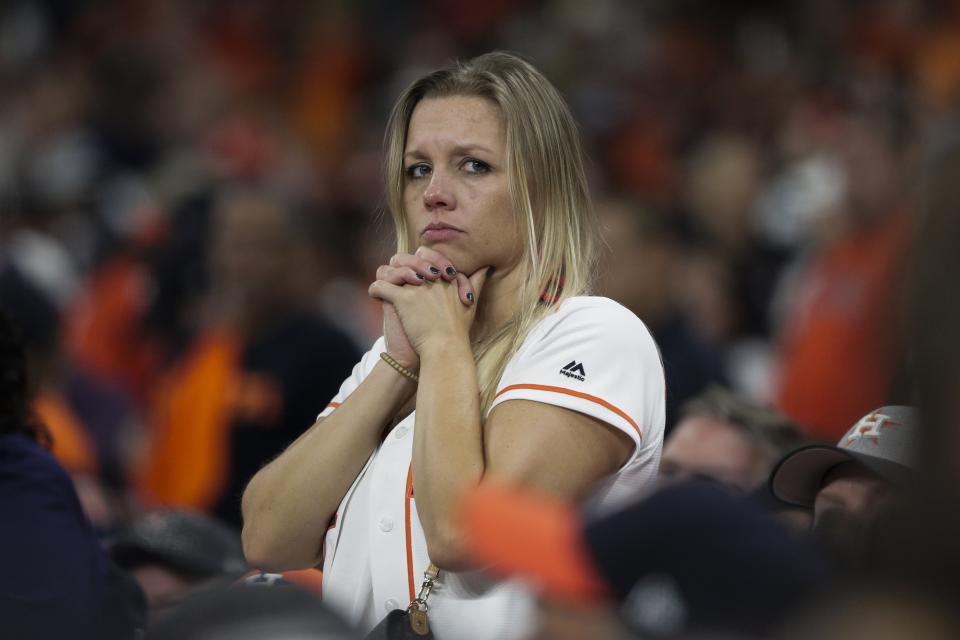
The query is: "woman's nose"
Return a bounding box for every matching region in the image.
[423,172,455,210]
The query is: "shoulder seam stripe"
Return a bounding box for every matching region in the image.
[493,383,643,442]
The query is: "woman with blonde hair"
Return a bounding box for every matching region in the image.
[241,51,665,639]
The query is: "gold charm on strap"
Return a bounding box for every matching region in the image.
[406,563,439,636]
[408,604,430,636]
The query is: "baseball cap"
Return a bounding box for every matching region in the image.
[770,406,918,508]
[108,510,248,578]
[460,480,826,638]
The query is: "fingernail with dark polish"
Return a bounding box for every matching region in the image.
[466,292,475,304]
[446,266,457,276]
[429,267,441,275]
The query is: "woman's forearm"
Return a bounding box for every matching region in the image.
[412,336,486,570]
[241,361,416,571]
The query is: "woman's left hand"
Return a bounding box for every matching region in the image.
[369,265,490,354]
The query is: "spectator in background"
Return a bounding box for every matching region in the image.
[596,197,727,429]
[660,385,807,492]
[0,252,96,472]
[679,134,792,403]
[0,231,132,532]
[778,135,960,640]
[0,310,107,638]
[681,135,769,342]
[782,141,960,640]
[774,116,912,441]
[769,405,917,571]
[683,135,763,265]
[138,188,359,529]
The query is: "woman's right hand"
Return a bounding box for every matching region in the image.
[382,303,419,370]
[375,248,465,370]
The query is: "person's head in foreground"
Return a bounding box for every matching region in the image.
[660,386,807,491]
[145,583,357,640]
[382,50,598,409]
[461,480,826,640]
[769,406,917,565]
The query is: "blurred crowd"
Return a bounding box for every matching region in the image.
[2,0,960,638]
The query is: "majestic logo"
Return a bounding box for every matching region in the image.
[559,360,586,381]
[845,411,900,446]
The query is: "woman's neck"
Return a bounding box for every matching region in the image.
[471,263,524,344]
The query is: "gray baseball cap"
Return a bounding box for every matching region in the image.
[770,406,919,507]
[108,510,248,578]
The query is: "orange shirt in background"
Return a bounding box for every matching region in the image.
[63,255,159,404]
[136,329,241,511]
[34,389,99,475]
[776,211,911,441]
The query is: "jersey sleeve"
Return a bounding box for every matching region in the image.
[489,299,664,465]
[317,336,387,420]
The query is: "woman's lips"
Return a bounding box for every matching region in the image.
[421,227,463,241]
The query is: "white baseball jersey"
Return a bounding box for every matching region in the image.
[318,296,665,639]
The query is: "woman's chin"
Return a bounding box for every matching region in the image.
[456,259,500,278]
[421,246,476,274]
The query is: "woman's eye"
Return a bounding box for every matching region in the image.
[462,158,491,174]
[406,164,431,179]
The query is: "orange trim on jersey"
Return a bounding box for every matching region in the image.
[493,384,643,441]
[326,402,341,410]
[404,464,416,601]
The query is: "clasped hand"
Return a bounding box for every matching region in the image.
[368,246,489,370]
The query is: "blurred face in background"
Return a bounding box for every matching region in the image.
[596,199,677,324]
[659,415,769,490]
[684,135,761,252]
[677,247,738,344]
[402,95,522,277]
[836,121,901,225]
[209,193,315,324]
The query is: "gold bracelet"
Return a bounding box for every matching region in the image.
[380,352,419,383]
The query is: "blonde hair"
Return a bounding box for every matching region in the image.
[383,51,598,415]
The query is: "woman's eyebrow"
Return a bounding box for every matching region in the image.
[450,143,494,156]
[404,143,495,160]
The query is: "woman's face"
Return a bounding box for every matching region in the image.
[402,95,522,276]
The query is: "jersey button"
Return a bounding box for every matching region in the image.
[378,517,395,532]
[385,599,399,612]
[394,426,409,439]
